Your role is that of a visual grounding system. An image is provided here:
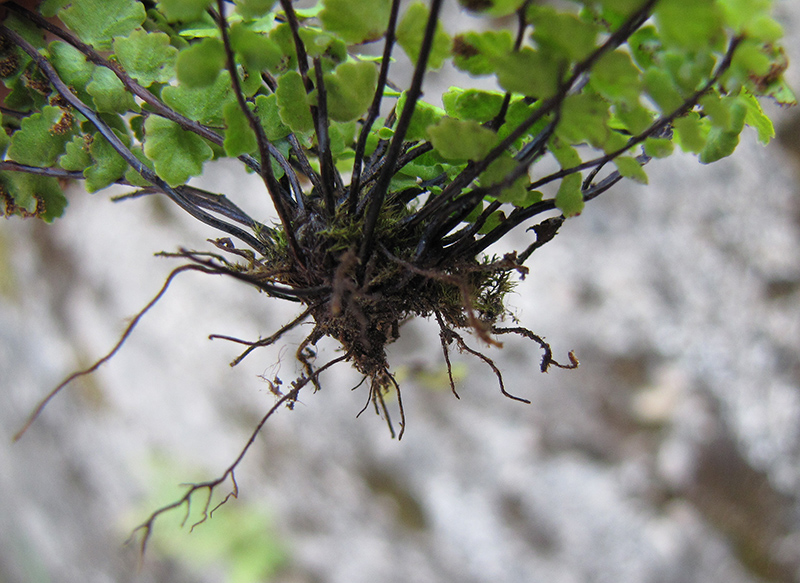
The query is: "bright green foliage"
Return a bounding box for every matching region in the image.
[276,71,313,134]
[494,49,561,99]
[88,66,139,114]
[59,136,92,171]
[395,92,445,142]
[613,156,648,184]
[319,0,391,44]
[590,51,642,105]
[158,0,213,22]
[528,6,598,63]
[254,94,291,141]
[177,38,226,88]
[86,131,129,192]
[459,0,527,17]
[443,88,504,123]
[59,0,146,51]
[235,0,277,20]
[229,23,283,72]
[323,61,378,122]
[396,2,451,70]
[0,172,67,221]
[0,0,793,247]
[7,106,74,167]
[223,101,257,157]
[452,30,514,76]
[143,116,213,187]
[555,173,583,218]
[113,30,178,88]
[162,73,234,125]
[427,118,497,162]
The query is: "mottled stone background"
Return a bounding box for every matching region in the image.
[2,2,800,582]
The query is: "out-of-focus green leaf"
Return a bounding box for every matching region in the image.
[442,88,504,123]
[396,2,451,70]
[157,0,213,22]
[655,0,723,50]
[528,6,598,63]
[613,155,648,184]
[494,48,560,99]
[555,93,609,148]
[59,0,146,51]
[555,173,583,217]
[319,0,391,44]
[230,23,283,72]
[396,92,446,141]
[643,67,684,112]
[323,61,378,122]
[223,101,257,157]
[234,0,276,20]
[590,50,641,104]
[113,29,178,87]
[177,38,226,88]
[739,90,774,144]
[452,30,514,76]
[143,116,214,186]
[643,137,674,158]
[480,153,530,205]
[673,112,708,153]
[427,118,497,161]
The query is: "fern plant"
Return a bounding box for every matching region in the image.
[1,0,793,546]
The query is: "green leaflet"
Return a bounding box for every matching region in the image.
[590,50,642,105]
[643,137,674,158]
[555,173,583,218]
[157,0,213,22]
[223,101,257,157]
[739,90,774,144]
[276,71,314,134]
[494,48,560,99]
[85,130,129,192]
[613,156,648,184]
[113,29,178,88]
[254,94,291,141]
[229,23,283,72]
[643,68,684,113]
[396,2,451,71]
[234,0,277,20]
[319,0,391,44]
[479,153,532,206]
[176,38,226,88]
[426,118,497,162]
[323,61,378,123]
[59,0,146,51]
[442,88,504,124]
[48,41,96,104]
[528,6,598,63]
[87,66,140,114]
[556,93,610,149]
[655,0,724,51]
[143,116,213,186]
[7,106,75,167]
[452,30,514,76]
[673,112,709,153]
[162,72,234,125]
[0,172,67,221]
[59,135,93,171]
